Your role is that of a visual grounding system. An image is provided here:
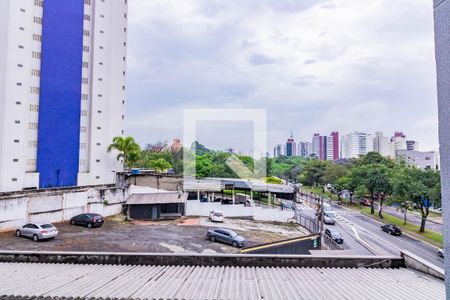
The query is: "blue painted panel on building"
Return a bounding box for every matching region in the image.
[37,0,84,188]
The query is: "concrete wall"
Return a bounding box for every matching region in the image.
[186,200,295,223]
[434,0,450,294]
[124,174,183,191]
[0,186,126,231]
[0,250,405,269]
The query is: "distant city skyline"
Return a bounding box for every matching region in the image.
[126,0,439,153]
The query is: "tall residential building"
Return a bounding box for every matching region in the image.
[340,132,374,159]
[373,131,395,158]
[286,132,296,157]
[273,144,283,157]
[0,0,128,192]
[406,140,419,151]
[298,141,313,157]
[391,131,407,152]
[311,132,338,160]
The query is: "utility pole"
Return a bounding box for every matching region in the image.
[320,195,324,233]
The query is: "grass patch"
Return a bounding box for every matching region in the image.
[357,206,443,247]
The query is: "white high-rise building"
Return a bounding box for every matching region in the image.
[373,132,395,158]
[0,0,127,192]
[340,132,374,159]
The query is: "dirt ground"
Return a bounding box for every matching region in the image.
[0,216,308,254]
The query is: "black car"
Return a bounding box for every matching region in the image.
[324,228,343,244]
[70,213,104,228]
[381,224,402,236]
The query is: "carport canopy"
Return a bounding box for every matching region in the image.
[126,192,187,205]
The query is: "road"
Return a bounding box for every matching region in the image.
[379,204,443,234]
[296,195,444,269]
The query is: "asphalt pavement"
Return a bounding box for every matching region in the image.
[296,195,444,269]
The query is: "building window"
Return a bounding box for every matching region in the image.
[81,110,88,116]
[100,30,104,34]
[83,30,90,37]
[100,14,105,18]
[16,82,22,86]
[99,46,104,50]
[122,115,125,120]
[18,45,24,49]
[12,178,17,182]
[14,139,20,143]
[29,122,38,129]
[29,104,39,112]
[28,159,37,167]
[28,141,38,148]
[96,159,100,163]
[84,14,90,21]
[84,0,91,5]
[98,94,103,97]
[14,120,21,124]
[82,61,89,68]
[97,126,101,130]
[122,86,125,90]
[34,16,43,24]
[95,176,100,179]
[13,159,19,162]
[30,87,40,94]
[32,51,41,59]
[80,126,87,133]
[18,64,23,68]
[81,94,88,100]
[98,78,103,81]
[32,34,42,42]
[16,101,22,105]
[83,45,89,52]
[96,143,101,146]
[80,159,86,165]
[31,69,40,77]
[34,0,43,7]
[99,62,103,65]
[80,143,87,149]
[97,110,102,113]
[19,27,25,31]
[82,77,89,84]
[20,8,26,12]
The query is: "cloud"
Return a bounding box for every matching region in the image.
[126,0,439,152]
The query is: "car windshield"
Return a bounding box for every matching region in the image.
[214,212,223,217]
[327,212,337,218]
[41,224,53,229]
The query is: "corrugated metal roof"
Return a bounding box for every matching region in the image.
[126,192,187,205]
[0,262,444,300]
[183,178,295,194]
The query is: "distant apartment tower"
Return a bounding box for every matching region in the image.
[340,132,374,159]
[0,0,128,192]
[273,144,283,157]
[298,141,313,157]
[373,132,395,158]
[286,132,296,157]
[391,131,408,152]
[311,132,338,160]
[406,140,419,151]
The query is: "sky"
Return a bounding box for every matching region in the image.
[126,0,439,153]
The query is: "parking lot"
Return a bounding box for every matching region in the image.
[0,216,308,254]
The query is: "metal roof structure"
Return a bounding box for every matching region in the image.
[126,192,187,205]
[183,178,295,194]
[0,262,444,300]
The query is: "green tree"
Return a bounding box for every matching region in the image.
[391,167,441,232]
[298,160,329,187]
[148,158,172,173]
[365,164,392,218]
[107,136,141,168]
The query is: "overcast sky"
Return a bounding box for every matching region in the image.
[126,0,438,153]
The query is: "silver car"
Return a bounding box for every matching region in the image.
[15,223,58,242]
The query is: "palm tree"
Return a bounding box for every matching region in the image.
[107,136,141,169]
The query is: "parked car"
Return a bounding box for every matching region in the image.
[209,211,224,223]
[438,248,445,258]
[70,213,104,228]
[15,223,58,242]
[324,228,343,244]
[206,228,245,247]
[323,215,335,225]
[359,198,372,206]
[381,224,402,236]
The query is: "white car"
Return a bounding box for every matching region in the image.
[438,248,445,258]
[209,211,224,223]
